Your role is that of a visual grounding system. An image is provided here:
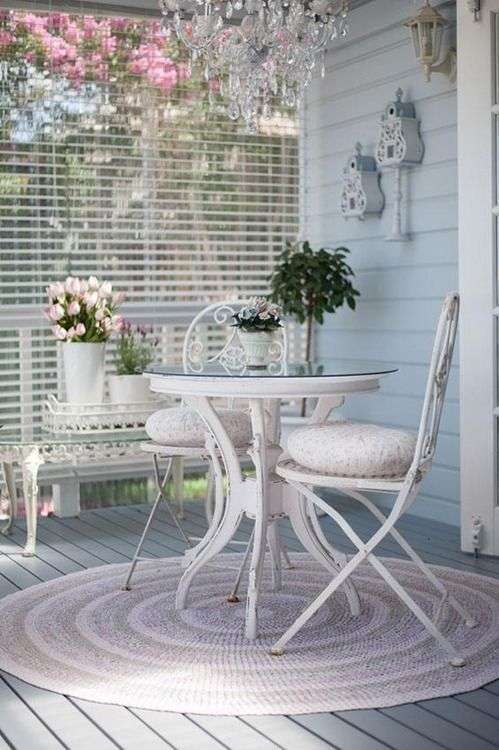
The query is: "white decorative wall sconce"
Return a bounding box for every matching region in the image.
[340,143,384,220]
[375,88,424,242]
[404,0,456,83]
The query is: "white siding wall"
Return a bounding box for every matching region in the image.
[302,0,459,524]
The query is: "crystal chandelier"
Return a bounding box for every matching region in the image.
[159,0,350,130]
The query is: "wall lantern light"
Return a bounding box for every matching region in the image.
[404,0,456,82]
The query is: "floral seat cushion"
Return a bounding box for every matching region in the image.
[287,420,416,479]
[145,406,252,448]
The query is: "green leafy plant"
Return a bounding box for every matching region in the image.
[115,322,158,375]
[270,240,360,361]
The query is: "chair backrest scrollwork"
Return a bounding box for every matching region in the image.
[182,299,288,375]
[413,292,459,475]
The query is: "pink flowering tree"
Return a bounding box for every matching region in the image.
[0,11,189,98]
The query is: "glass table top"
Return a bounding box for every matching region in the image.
[145,358,398,379]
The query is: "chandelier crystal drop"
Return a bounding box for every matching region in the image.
[159,0,351,130]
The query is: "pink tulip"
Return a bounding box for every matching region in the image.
[66,326,76,340]
[94,307,105,321]
[99,281,112,297]
[67,300,80,316]
[112,291,125,305]
[75,323,86,337]
[65,276,81,295]
[84,291,99,309]
[87,276,99,291]
[48,303,65,322]
[111,314,124,330]
[52,325,67,341]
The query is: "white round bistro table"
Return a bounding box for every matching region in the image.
[145,359,397,640]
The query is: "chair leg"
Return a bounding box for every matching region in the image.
[152,454,191,548]
[172,456,185,519]
[367,553,465,667]
[272,481,466,665]
[341,488,477,629]
[272,549,367,655]
[122,457,173,591]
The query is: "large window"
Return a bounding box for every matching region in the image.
[0,10,300,433]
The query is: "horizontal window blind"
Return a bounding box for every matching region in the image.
[0,10,301,434]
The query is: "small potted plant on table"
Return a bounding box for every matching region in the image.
[109,322,158,403]
[232,297,282,368]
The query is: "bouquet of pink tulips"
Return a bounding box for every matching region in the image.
[44,276,125,342]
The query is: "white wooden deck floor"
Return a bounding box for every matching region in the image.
[0,498,498,750]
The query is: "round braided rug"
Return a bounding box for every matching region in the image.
[0,553,498,715]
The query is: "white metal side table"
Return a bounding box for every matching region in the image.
[145,358,397,640]
[0,427,146,556]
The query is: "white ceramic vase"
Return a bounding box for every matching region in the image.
[238,330,275,368]
[62,342,106,404]
[108,374,153,404]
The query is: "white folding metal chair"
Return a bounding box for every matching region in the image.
[122,299,289,595]
[273,293,477,665]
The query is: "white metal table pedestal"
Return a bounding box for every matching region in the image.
[147,361,396,640]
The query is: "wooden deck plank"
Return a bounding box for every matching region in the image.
[58,513,175,559]
[5,525,84,575]
[71,699,172,749]
[484,681,499,696]
[38,517,132,564]
[380,704,499,750]
[2,676,118,750]
[335,708,446,750]
[131,709,228,750]
[455,690,499,719]
[49,515,154,560]
[0,677,65,750]
[186,714,281,750]
[291,712,391,750]
[25,522,115,569]
[421,696,499,745]
[241,715,335,749]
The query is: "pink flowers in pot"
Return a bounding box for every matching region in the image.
[44,275,124,343]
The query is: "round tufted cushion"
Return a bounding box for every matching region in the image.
[287,420,417,479]
[145,406,252,448]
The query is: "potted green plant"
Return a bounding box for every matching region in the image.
[270,240,360,361]
[109,322,158,403]
[270,240,360,413]
[232,297,283,368]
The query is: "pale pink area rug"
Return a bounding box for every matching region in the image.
[0,553,498,715]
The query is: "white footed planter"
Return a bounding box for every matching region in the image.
[108,374,153,404]
[62,342,106,404]
[238,330,276,368]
